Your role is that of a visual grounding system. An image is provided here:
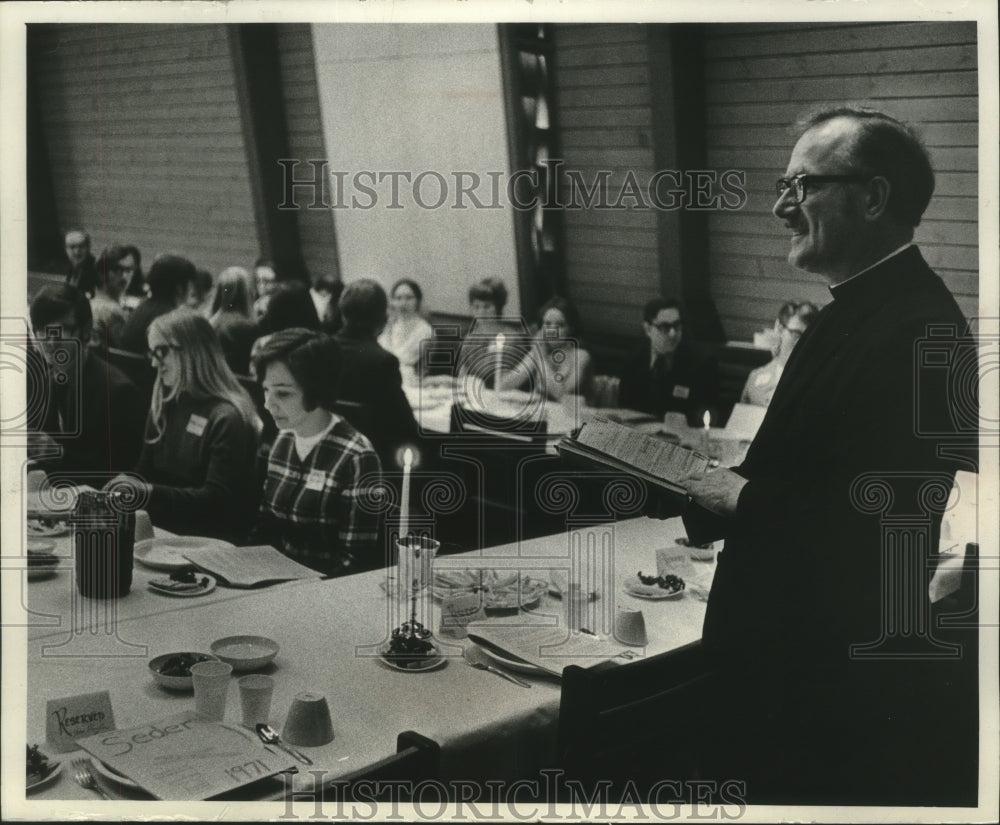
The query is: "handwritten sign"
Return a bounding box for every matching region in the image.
[46,691,115,752]
[76,711,293,800]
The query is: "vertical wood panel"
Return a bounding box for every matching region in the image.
[275,24,342,284]
[28,24,259,275]
[550,24,659,346]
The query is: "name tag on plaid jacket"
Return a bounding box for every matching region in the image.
[305,470,326,491]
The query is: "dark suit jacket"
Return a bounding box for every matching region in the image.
[66,254,99,298]
[618,337,719,425]
[28,350,146,487]
[684,247,976,802]
[333,330,419,468]
[118,297,175,354]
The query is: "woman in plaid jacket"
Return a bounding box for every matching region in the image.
[249,328,382,575]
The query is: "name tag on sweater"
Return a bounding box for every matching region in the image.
[186,414,208,436]
[672,384,690,400]
[305,470,326,491]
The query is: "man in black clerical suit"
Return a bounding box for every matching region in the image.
[618,297,719,426]
[682,108,977,805]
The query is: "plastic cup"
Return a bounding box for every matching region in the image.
[134,510,155,542]
[615,608,648,646]
[282,692,334,747]
[238,674,274,727]
[191,660,232,721]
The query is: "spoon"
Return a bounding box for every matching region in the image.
[255,723,313,765]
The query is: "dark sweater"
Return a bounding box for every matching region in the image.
[28,350,145,487]
[134,394,260,543]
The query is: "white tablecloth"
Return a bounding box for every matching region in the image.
[19,517,709,803]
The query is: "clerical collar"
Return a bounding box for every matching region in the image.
[829,243,913,298]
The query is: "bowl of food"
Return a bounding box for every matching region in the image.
[26,744,61,791]
[210,635,279,672]
[675,536,715,561]
[149,652,219,690]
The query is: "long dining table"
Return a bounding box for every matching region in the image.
[18,514,712,807]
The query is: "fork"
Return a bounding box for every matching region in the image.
[464,646,532,688]
[72,757,111,799]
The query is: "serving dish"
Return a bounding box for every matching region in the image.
[379,642,446,672]
[148,652,219,690]
[210,635,279,671]
[433,570,548,610]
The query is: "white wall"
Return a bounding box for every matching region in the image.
[311,24,520,317]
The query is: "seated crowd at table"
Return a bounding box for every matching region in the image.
[29,235,812,577]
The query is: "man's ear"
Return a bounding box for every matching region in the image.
[864,176,892,221]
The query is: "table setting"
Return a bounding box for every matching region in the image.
[21,463,711,802]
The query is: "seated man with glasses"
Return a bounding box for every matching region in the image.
[27,284,145,487]
[618,297,719,425]
[740,301,818,407]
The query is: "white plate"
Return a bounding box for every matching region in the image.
[91,759,141,791]
[148,574,217,598]
[27,555,60,581]
[133,536,235,571]
[26,517,69,537]
[433,571,549,610]
[379,643,446,673]
[26,761,62,792]
[623,580,685,600]
[477,645,548,676]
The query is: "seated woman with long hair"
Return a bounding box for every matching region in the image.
[248,328,382,576]
[210,266,257,376]
[105,308,260,543]
[498,296,592,401]
[377,278,433,382]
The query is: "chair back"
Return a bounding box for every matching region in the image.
[714,344,771,424]
[556,640,714,798]
[100,346,156,414]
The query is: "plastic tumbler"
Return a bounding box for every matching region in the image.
[238,674,275,727]
[191,660,232,721]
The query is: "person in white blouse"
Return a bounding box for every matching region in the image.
[499,296,592,401]
[377,278,433,382]
[740,301,818,406]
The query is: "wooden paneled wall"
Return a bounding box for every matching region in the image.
[551,24,660,343]
[274,24,341,283]
[28,24,260,275]
[703,22,979,340]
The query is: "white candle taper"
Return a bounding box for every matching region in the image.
[400,448,413,539]
[495,333,505,391]
[703,410,711,432]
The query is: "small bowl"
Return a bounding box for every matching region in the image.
[210,635,279,671]
[149,652,219,691]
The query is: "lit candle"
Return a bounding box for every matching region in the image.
[702,410,711,432]
[400,448,413,540]
[495,333,505,391]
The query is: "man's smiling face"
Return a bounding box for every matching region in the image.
[773,118,870,281]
